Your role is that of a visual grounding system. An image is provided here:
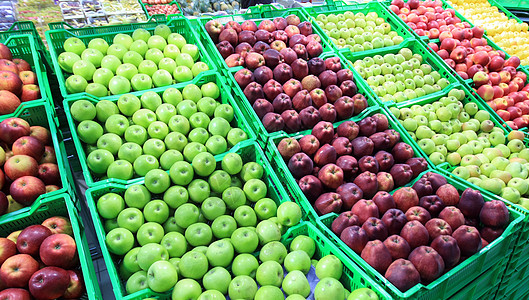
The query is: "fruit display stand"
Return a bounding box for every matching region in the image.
[140,1,182,17]
[0,33,51,107]
[385,83,511,168]
[341,39,459,107]
[0,101,73,223]
[282,221,393,299]
[46,15,216,100]
[84,141,295,299]
[302,1,418,55]
[228,51,378,148]
[197,6,334,73]
[0,21,53,73]
[0,193,102,299]
[63,72,256,187]
[316,169,524,299]
[265,105,426,221]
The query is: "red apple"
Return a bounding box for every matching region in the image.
[0,254,39,288]
[10,176,46,206]
[28,267,70,300]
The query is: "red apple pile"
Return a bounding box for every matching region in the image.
[425,24,529,129]
[277,113,428,216]
[142,0,171,4]
[145,4,180,16]
[389,0,471,39]
[0,216,84,299]
[205,15,371,133]
[330,171,510,292]
[0,43,41,115]
[0,117,61,216]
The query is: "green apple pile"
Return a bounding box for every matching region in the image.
[96,151,304,298]
[390,88,509,166]
[314,11,405,52]
[57,25,209,97]
[351,48,451,103]
[71,81,249,181]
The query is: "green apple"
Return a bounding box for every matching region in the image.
[163,185,188,209]
[197,97,218,117]
[58,52,81,73]
[137,243,169,272]
[222,186,246,210]
[255,286,284,300]
[290,235,316,258]
[502,186,521,203]
[132,28,151,42]
[240,162,264,181]
[118,94,141,116]
[172,279,202,300]
[147,260,177,293]
[106,228,134,255]
[124,184,151,209]
[174,203,200,228]
[107,160,134,180]
[277,202,302,227]
[206,135,228,155]
[138,60,158,77]
[508,177,529,195]
[168,33,186,48]
[107,43,128,60]
[231,227,259,254]
[155,103,177,124]
[163,44,180,60]
[254,198,277,220]
[169,161,194,185]
[214,104,234,122]
[97,133,122,155]
[189,128,210,144]
[137,222,165,246]
[104,219,119,233]
[177,100,198,118]
[88,38,109,54]
[160,231,186,258]
[208,117,231,137]
[190,112,211,130]
[188,179,210,204]
[131,74,153,91]
[256,219,281,245]
[168,116,190,137]
[105,114,129,136]
[284,250,311,274]
[70,99,96,122]
[192,152,216,177]
[179,251,209,280]
[256,260,284,287]
[125,125,148,145]
[95,100,119,123]
[97,192,125,219]
[479,178,503,194]
[164,217,184,235]
[282,270,310,297]
[109,75,131,95]
[206,239,234,267]
[143,138,166,158]
[116,63,139,81]
[181,44,199,61]
[114,33,133,50]
[123,51,144,68]
[143,199,170,224]
[159,149,183,170]
[87,149,114,174]
[133,154,159,176]
[81,48,104,68]
[100,55,121,73]
[314,278,345,300]
[125,271,147,294]
[185,223,213,247]
[65,74,88,94]
[152,69,173,87]
[222,153,243,175]
[316,254,343,280]
[229,275,257,300]
[163,87,183,106]
[348,287,379,300]
[122,247,141,273]
[211,215,237,239]
[183,142,207,162]
[202,267,231,295]
[63,37,86,55]
[234,205,257,227]
[117,208,144,233]
[147,121,169,140]
[201,197,226,220]
[208,170,231,194]
[192,62,209,77]
[452,166,470,179]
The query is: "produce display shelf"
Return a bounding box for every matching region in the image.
[342,39,460,107]
[45,15,216,100]
[140,1,182,17]
[0,21,53,72]
[282,221,394,300]
[303,0,418,55]
[63,72,257,187]
[385,82,512,169]
[0,193,102,299]
[264,105,426,221]
[0,33,51,108]
[227,50,378,149]
[84,141,294,300]
[0,101,73,223]
[196,6,334,74]
[316,169,524,300]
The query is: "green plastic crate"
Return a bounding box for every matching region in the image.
[0,193,101,299]
[227,51,378,148]
[448,260,504,300]
[0,33,50,109]
[0,101,73,222]
[196,6,334,73]
[45,15,216,100]
[264,105,427,221]
[282,221,393,300]
[84,141,295,299]
[496,260,529,299]
[385,83,512,169]
[63,72,257,187]
[303,1,418,55]
[315,169,524,299]
[342,39,460,107]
